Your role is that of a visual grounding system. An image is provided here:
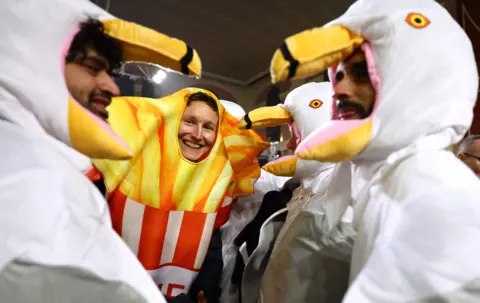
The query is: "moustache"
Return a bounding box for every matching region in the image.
[89,92,113,104]
[337,99,368,119]
[88,92,113,120]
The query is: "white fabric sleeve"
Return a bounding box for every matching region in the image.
[0,169,166,302]
[0,259,148,303]
[343,186,480,303]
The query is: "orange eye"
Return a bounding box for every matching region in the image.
[406,13,430,29]
[309,99,323,109]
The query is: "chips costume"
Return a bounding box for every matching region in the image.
[93,88,268,298]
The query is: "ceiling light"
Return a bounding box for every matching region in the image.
[152,70,167,84]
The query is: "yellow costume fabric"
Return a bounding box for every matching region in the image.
[93,88,268,297]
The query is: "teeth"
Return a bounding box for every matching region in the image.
[184,141,201,149]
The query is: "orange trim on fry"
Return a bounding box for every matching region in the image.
[159,123,179,210]
[126,100,140,129]
[192,194,210,213]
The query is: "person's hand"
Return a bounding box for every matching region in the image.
[197,291,207,303]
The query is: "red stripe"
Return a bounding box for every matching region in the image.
[108,190,127,236]
[172,212,206,269]
[214,205,232,229]
[84,166,103,182]
[138,206,170,269]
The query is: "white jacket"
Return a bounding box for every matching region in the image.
[0,0,201,302]
[219,100,290,302]
[259,165,355,303]
[253,82,354,303]
[276,0,480,301]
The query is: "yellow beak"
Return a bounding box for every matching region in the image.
[102,20,202,77]
[69,20,203,161]
[69,98,132,160]
[296,120,372,162]
[262,155,298,177]
[270,25,364,83]
[238,105,293,130]
[269,25,372,163]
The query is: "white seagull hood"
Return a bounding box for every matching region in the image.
[270,0,477,162]
[0,0,202,162]
[0,0,203,302]
[239,81,335,186]
[269,0,480,302]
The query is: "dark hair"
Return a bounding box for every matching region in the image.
[66,18,122,72]
[186,92,219,113]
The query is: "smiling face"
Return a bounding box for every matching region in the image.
[334,49,375,120]
[65,19,123,122]
[65,48,120,121]
[178,98,219,162]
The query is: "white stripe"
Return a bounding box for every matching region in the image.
[193,213,217,269]
[148,266,198,296]
[160,211,184,266]
[121,198,145,255]
[221,196,233,207]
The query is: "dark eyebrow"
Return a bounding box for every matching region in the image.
[343,48,362,65]
[83,56,109,70]
[351,60,368,71]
